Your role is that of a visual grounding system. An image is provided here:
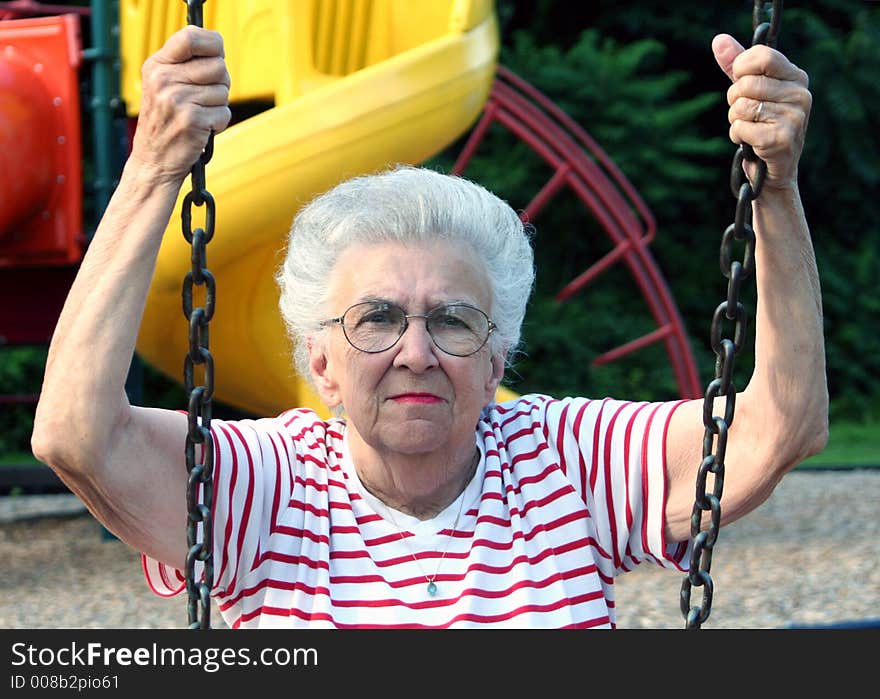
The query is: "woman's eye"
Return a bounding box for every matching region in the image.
[359,310,395,325]
[438,313,468,328]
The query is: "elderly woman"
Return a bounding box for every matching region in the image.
[32,27,827,628]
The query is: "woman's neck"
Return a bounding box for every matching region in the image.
[347,434,479,520]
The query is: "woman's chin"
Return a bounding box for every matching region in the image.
[378,420,451,455]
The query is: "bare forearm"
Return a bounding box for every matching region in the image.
[33,159,183,468]
[745,183,828,463]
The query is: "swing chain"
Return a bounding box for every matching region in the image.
[680,0,783,629]
[182,0,216,630]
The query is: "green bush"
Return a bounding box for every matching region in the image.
[0,347,47,454]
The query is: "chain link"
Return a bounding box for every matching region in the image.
[182,0,216,631]
[680,0,783,629]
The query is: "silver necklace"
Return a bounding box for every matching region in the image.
[386,489,467,597]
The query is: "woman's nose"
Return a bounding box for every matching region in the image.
[392,317,439,371]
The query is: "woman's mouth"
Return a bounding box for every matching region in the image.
[389,393,444,404]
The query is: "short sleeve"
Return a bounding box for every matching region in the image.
[142,412,308,599]
[542,395,690,574]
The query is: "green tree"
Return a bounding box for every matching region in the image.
[479,0,880,420]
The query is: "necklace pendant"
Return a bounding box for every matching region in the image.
[427,581,438,596]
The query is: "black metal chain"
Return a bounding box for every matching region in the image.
[182,0,216,630]
[680,0,783,629]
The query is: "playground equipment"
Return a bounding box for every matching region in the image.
[0,11,84,351]
[124,0,506,417]
[0,0,701,417]
[0,13,81,268]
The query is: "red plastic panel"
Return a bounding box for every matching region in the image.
[0,14,82,266]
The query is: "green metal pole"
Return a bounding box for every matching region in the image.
[82,0,121,229]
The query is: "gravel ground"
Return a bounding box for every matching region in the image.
[1,469,877,629]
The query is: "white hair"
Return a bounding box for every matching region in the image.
[275,165,535,385]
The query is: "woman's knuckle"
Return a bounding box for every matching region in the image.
[801,89,813,114]
[165,84,186,109]
[216,107,232,132]
[726,83,738,106]
[798,67,809,88]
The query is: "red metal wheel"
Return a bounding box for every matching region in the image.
[451,65,702,400]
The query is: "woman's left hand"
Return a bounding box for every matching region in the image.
[712,33,811,190]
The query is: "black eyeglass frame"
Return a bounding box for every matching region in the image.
[320,301,497,357]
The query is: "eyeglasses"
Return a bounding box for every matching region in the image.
[320,301,496,356]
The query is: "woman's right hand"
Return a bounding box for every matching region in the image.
[129,25,231,186]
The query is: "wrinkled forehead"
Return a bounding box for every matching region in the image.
[327,239,492,312]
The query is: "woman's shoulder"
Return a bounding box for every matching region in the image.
[479,392,556,431]
[482,392,593,419]
[220,408,346,445]
[481,393,656,434]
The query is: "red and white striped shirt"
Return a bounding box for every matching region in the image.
[143,394,689,628]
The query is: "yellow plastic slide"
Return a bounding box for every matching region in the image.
[122,0,515,418]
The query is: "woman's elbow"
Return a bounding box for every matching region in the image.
[783,393,830,470]
[803,410,830,461]
[803,379,830,456]
[31,413,74,477]
[31,404,100,480]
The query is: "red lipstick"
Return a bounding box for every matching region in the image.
[389,393,443,404]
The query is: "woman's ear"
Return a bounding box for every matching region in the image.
[484,351,506,403]
[308,336,342,409]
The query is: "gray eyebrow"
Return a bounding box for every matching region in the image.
[352,297,482,312]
